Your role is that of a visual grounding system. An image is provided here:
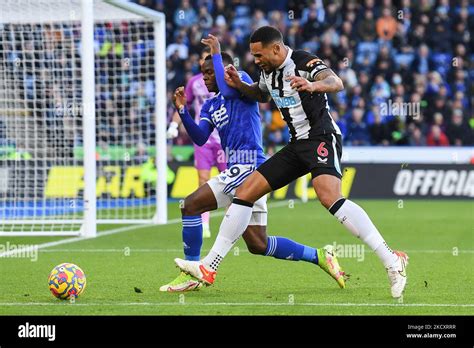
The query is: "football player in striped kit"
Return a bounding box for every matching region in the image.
[160,34,345,292]
[175,27,408,299]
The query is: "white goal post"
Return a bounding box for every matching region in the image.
[0,0,167,236]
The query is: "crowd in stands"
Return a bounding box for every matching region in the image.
[1,0,472,164]
[135,0,473,150]
[1,20,157,158]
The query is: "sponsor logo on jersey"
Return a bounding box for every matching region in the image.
[270,90,297,108]
[211,104,229,129]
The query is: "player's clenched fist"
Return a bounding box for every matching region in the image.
[288,76,314,93]
[200,34,221,55]
[224,64,241,89]
[173,86,187,112]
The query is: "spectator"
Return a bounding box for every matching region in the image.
[408,124,427,146]
[426,97,450,125]
[369,112,390,145]
[446,109,473,146]
[411,44,434,75]
[376,8,398,41]
[198,7,213,32]
[302,8,324,41]
[357,9,376,41]
[428,7,452,52]
[338,60,358,90]
[324,3,342,30]
[433,112,445,132]
[174,0,198,28]
[166,33,188,59]
[128,0,472,150]
[331,110,347,138]
[346,108,370,146]
[251,9,269,31]
[426,125,450,146]
[370,75,391,104]
[408,24,426,48]
[373,45,396,77]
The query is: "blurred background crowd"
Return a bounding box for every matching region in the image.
[1,0,472,163]
[135,0,473,153]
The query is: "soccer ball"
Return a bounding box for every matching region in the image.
[48,263,86,300]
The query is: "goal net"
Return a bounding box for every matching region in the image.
[0,0,167,236]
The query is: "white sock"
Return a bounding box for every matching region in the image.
[202,199,253,271]
[330,198,398,267]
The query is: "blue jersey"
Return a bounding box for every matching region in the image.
[200,71,266,168]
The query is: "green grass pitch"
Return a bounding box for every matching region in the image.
[1,199,473,315]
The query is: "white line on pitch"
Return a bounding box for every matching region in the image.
[0,302,472,308]
[37,248,474,254]
[0,200,293,258]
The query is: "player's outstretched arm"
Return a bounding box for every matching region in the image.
[288,69,344,94]
[225,65,271,103]
[173,87,212,146]
[212,54,241,99]
[201,34,241,99]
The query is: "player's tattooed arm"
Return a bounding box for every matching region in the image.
[311,69,344,93]
[288,69,344,94]
[224,65,271,103]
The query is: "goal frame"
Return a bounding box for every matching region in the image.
[0,0,167,237]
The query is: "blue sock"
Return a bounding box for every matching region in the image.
[182,215,202,261]
[265,236,318,264]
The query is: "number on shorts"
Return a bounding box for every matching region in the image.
[317,142,329,157]
[227,166,241,178]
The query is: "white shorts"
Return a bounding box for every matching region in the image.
[207,164,267,226]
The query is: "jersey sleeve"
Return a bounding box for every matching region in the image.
[293,50,329,81]
[239,70,254,84]
[199,100,215,128]
[258,71,269,93]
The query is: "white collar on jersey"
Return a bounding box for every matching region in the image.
[276,46,293,70]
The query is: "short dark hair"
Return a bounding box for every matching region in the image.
[250,26,283,46]
[204,52,233,66]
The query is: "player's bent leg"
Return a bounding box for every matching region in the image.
[234,170,272,203]
[180,172,272,279]
[311,174,343,209]
[312,174,408,298]
[197,169,212,238]
[160,184,218,292]
[243,227,345,288]
[181,184,218,261]
[179,155,307,284]
[175,174,271,286]
[181,183,217,216]
[242,225,268,255]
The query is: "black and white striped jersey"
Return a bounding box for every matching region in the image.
[258,47,341,141]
